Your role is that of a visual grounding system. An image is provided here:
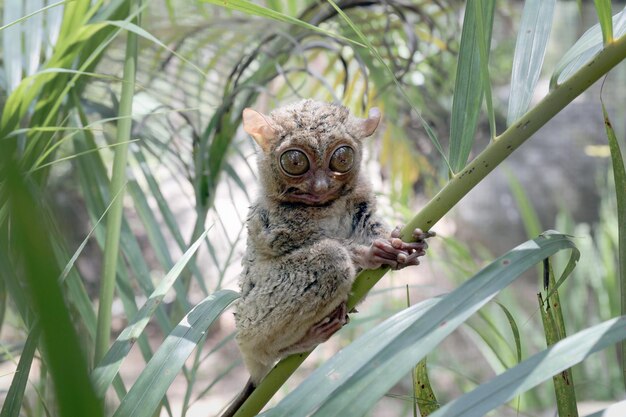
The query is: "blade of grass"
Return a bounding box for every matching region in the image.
[494,302,522,364]
[24,0,44,75]
[538,261,578,417]
[505,167,543,238]
[0,325,40,417]
[594,0,614,45]
[0,0,66,32]
[2,0,23,92]
[473,0,496,140]
[551,6,626,87]
[95,0,140,363]
[602,101,626,390]
[449,0,495,173]
[507,0,556,126]
[130,147,208,295]
[414,357,438,416]
[201,0,364,48]
[112,290,240,417]
[1,148,104,417]
[92,229,209,397]
[429,316,626,417]
[326,0,449,170]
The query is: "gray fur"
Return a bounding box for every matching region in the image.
[235,100,389,384]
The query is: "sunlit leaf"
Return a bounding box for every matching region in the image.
[449,0,495,173]
[0,325,40,417]
[551,6,626,87]
[507,0,556,126]
[594,0,614,45]
[430,316,626,417]
[112,290,239,417]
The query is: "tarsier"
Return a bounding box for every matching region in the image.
[222,100,433,416]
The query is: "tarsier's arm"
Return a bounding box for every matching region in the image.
[347,201,433,271]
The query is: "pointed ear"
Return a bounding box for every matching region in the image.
[358,107,381,137]
[243,108,276,151]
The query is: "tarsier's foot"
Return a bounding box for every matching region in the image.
[370,226,435,270]
[279,302,348,355]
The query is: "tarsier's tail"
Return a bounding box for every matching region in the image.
[219,378,256,417]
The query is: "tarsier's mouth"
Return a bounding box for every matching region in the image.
[287,189,338,206]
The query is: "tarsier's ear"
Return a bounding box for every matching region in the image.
[357,107,381,137]
[243,108,276,151]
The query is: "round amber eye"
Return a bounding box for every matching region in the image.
[280,150,310,176]
[329,146,354,173]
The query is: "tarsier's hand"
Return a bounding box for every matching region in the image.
[368,226,435,270]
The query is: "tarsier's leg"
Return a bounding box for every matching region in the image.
[279,301,348,356]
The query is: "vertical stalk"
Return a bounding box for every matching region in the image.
[94,0,140,363]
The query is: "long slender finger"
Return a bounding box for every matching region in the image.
[413,228,436,240]
[372,245,402,261]
[374,239,405,257]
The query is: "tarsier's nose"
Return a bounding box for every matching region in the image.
[312,173,330,194]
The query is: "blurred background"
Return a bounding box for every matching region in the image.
[1,0,626,416]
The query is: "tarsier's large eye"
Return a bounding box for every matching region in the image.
[280,149,310,176]
[329,146,354,173]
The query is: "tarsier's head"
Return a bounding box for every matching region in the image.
[243,99,380,206]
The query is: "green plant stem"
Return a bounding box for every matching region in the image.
[232,33,626,417]
[94,2,140,363]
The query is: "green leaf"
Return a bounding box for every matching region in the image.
[112,290,240,417]
[494,302,521,364]
[449,0,495,173]
[200,0,365,48]
[261,232,578,417]
[538,262,578,417]
[325,0,448,169]
[2,0,23,92]
[594,0,614,45]
[505,167,542,238]
[91,229,209,397]
[0,0,66,32]
[1,146,104,417]
[551,6,626,87]
[507,0,556,126]
[0,325,40,417]
[104,19,207,78]
[429,316,626,417]
[602,102,626,389]
[414,357,438,416]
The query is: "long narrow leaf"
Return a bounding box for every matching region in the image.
[325,0,449,169]
[200,0,365,48]
[112,290,240,417]
[602,102,626,389]
[551,6,626,87]
[507,0,556,126]
[594,0,614,45]
[260,232,578,417]
[429,316,626,417]
[1,148,104,417]
[0,325,40,417]
[91,229,209,396]
[449,0,495,173]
